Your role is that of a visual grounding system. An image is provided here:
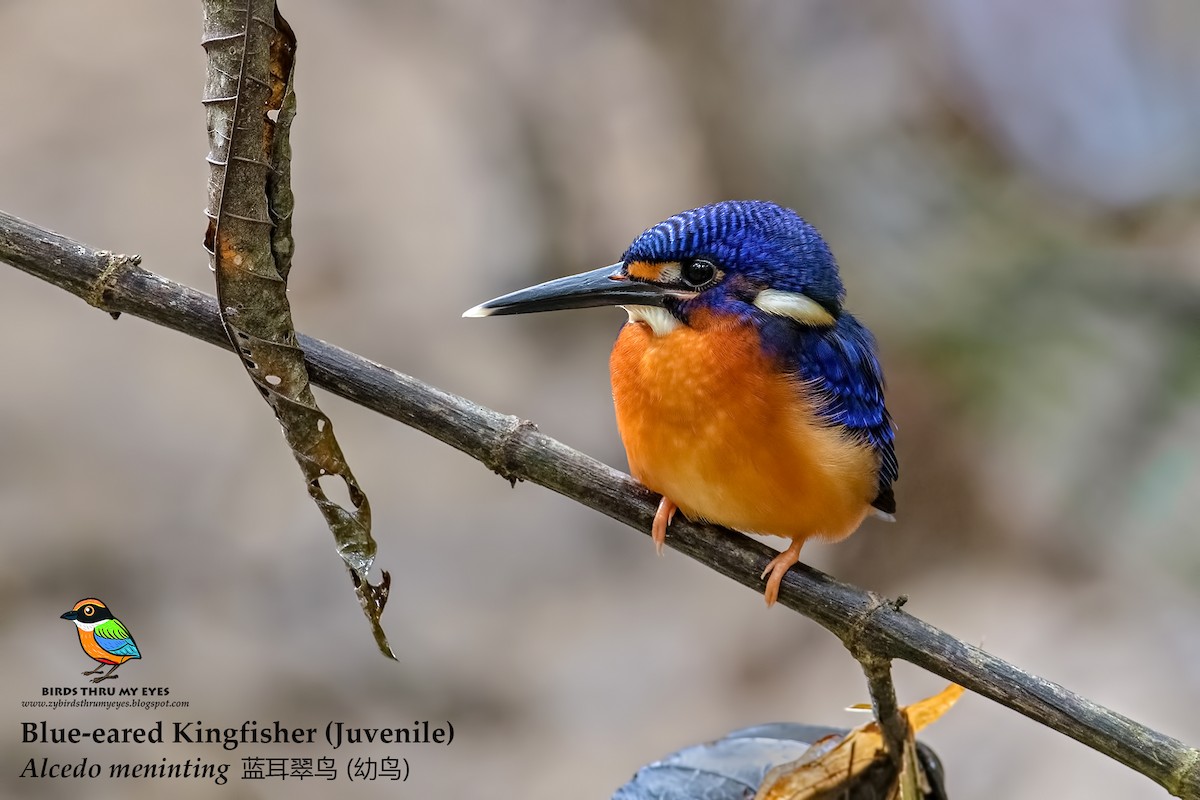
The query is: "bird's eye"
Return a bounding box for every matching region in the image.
[681,259,717,288]
[83,606,94,617]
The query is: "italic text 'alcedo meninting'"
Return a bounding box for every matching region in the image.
[465,201,897,606]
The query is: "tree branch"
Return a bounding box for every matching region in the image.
[857,652,909,767]
[2,208,1198,799]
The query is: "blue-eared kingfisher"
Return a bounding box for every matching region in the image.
[465,201,897,606]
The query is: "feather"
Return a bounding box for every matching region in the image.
[93,618,142,659]
[761,311,898,514]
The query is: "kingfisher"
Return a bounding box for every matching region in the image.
[60,598,141,683]
[465,201,896,606]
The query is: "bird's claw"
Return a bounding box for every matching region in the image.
[652,496,678,556]
[760,539,805,607]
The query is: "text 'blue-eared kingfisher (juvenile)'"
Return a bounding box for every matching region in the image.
[465,201,897,606]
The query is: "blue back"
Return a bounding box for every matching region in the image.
[764,312,898,512]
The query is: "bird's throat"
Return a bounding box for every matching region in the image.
[622,305,680,336]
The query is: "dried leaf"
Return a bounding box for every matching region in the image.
[756,685,962,800]
[906,684,965,732]
[201,0,393,657]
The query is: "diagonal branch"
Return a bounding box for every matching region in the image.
[1,208,1198,799]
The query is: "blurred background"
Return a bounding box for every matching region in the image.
[2,1,1198,797]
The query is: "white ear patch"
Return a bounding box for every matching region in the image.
[753,289,835,326]
[623,305,681,336]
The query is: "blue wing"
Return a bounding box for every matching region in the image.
[762,312,898,514]
[94,618,142,659]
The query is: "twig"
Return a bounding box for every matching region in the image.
[850,618,919,793]
[858,654,908,767]
[2,208,1198,799]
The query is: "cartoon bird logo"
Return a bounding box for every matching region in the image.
[466,201,897,606]
[60,599,141,683]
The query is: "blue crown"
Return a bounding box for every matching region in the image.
[622,200,845,310]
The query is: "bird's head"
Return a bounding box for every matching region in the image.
[61,598,113,626]
[464,200,844,332]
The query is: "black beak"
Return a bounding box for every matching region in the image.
[61,611,77,620]
[463,263,682,318]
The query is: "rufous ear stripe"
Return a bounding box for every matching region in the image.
[626,260,681,282]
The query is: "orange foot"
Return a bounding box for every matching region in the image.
[761,538,804,607]
[651,496,678,556]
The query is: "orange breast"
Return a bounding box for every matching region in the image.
[610,311,878,542]
[78,630,128,665]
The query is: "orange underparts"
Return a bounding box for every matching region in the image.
[610,308,877,545]
[79,631,130,665]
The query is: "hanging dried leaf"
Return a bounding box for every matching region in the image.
[201,0,393,657]
[756,685,963,800]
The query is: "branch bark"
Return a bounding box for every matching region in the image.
[857,652,929,798]
[857,653,909,767]
[2,208,1199,799]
